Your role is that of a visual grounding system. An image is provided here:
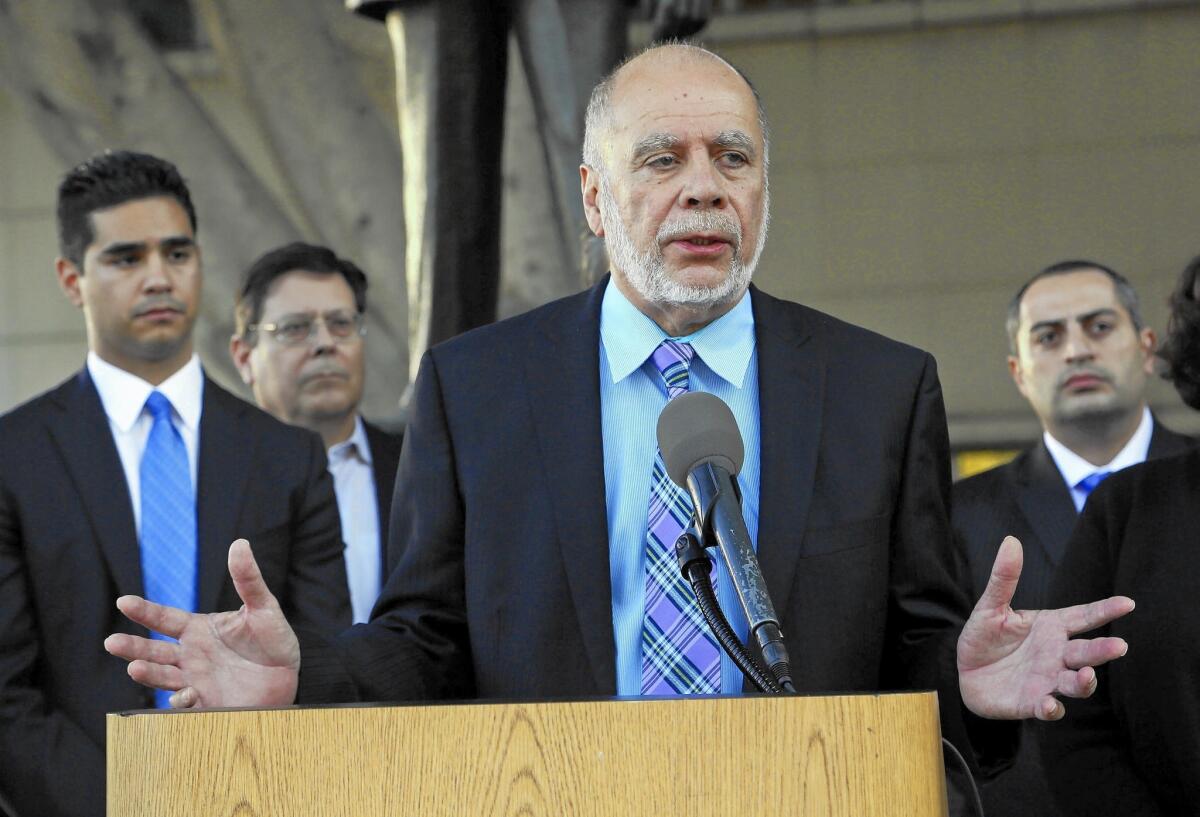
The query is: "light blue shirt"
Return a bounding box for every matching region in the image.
[327,416,382,624]
[599,281,761,695]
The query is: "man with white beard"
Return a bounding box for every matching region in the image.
[108,44,1134,785]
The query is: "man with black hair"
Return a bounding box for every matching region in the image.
[0,151,350,817]
[231,242,402,624]
[952,259,1193,817]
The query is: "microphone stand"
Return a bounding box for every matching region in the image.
[673,522,782,694]
[684,464,796,694]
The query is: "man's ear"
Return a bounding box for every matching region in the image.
[580,164,605,238]
[1007,355,1029,399]
[1138,326,1158,375]
[56,257,85,308]
[229,334,255,386]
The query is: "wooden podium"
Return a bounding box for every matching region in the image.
[107,692,947,816]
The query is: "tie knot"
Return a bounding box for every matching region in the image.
[651,340,695,399]
[1076,470,1112,497]
[144,391,173,422]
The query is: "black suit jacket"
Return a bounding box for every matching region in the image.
[0,369,350,817]
[1041,449,1200,815]
[953,421,1194,609]
[299,280,1001,769]
[362,419,402,579]
[951,420,1193,817]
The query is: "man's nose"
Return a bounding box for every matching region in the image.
[1063,327,1095,362]
[141,251,173,292]
[679,159,726,209]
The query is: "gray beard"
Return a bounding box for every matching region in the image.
[599,179,769,310]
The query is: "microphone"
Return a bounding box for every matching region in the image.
[656,392,795,692]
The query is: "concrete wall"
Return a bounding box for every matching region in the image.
[3,3,1198,446]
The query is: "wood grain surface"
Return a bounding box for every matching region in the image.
[108,692,947,816]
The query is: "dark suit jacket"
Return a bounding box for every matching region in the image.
[298,280,1003,770]
[0,369,350,817]
[953,422,1194,609]
[1041,449,1200,816]
[951,420,1193,817]
[362,419,402,581]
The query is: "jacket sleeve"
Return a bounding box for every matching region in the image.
[0,471,105,817]
[280,433,352,637]
[297,350,472,705]
[884,353,1017,778]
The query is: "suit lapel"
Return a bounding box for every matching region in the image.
[1015,442,1077,565]
[1148,419,1196,460]
[523,282,615,692]
[750,288,823,620]
[46,370,143,598]
[195,379,255,612]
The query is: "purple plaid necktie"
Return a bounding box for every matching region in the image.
[640,340,721,695]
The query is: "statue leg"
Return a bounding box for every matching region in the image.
[386,0,512,377]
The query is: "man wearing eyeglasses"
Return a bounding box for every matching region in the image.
[231,242,403,625]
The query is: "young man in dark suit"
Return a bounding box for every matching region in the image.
[952,260,1193,817]
[0,152,350,817]
[230,242,403,624]
[108,46,1135,790]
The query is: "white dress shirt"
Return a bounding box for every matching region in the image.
[87,352,203,535]
[1044,405,1153,512]
[327,416,382,624]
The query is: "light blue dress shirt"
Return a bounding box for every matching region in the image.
[599,281,761,695]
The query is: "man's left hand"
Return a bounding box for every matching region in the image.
[958,535,1134,720]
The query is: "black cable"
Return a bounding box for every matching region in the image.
[941,738,985,817]
[674,530,782,694]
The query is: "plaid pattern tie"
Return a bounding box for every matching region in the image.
[139,391,198,709]
[640,340,721,695]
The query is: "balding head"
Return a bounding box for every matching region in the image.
[577,43,771,336]
[583,44,770,176]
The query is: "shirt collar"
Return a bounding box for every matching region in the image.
[599,279,755,388]
[328,415,372,465]
[87,351,204,433]
[1043,405,1154,488]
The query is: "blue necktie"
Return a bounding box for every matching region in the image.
[1075,470,1112,499]
[139,391,197,708]
[640,340,721,695]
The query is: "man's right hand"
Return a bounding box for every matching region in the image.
[104,538,301,708]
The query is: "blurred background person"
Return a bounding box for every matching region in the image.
[232,242,402,625]
[1041,255,1200,816]
[951,259,1193,817]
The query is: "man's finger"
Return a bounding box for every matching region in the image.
[975,535,1024,612]
[1057,595,1136,636]
[1054,665,1098,700]
[228,538,276,612]
[1063,636,1129,670]
[170,686,200,709]
[127,659,186,692]
[1036,696,1065,722]
[104,633,181,665]
[115,595,192,639]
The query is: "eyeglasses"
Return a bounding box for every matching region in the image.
[249,311,366,346]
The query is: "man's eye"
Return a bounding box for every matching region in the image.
[720,152,748,167]
[1090,321,1113,335]
[326,316,356,336]
[112,254,140,267]
[647,155,677,168]
[1035,331,1058,346]
[168,248,193,263]
[278,321,312,340]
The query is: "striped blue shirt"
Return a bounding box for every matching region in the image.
[599,281,761,695]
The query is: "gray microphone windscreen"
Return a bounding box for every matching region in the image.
[656,392,745,488]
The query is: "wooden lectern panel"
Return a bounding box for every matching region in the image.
[108,692,947,816]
